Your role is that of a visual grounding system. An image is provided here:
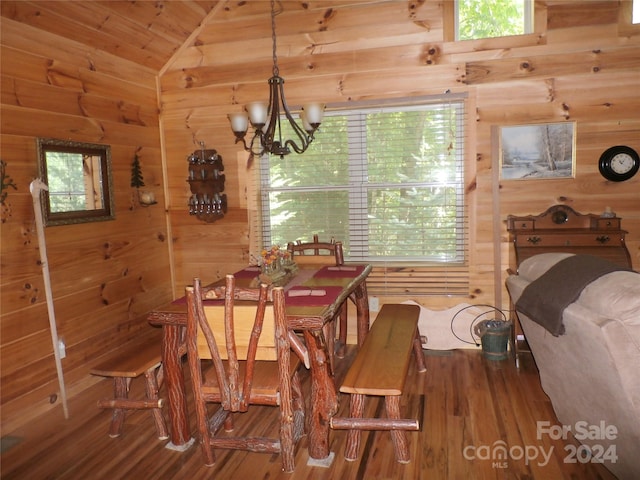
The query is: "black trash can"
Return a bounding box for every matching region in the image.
[474,320,511,361]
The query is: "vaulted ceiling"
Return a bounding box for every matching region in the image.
[1,0,221,71]
[1,1,397,74]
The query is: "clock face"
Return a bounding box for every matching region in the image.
[599,146,639,182]
[610,153,634,174]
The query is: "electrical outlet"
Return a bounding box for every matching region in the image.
[58,339,66,359]
[369,296,379,312]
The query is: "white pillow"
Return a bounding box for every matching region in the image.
[516,253,575,282]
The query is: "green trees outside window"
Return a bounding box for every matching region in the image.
[457,0,531,40]
[261,100,467,264]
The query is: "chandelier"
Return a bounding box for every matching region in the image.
[228,0,324,158]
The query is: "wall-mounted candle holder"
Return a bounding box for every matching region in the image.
[187,143,227,223]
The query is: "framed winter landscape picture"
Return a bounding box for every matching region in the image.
[499,122,576,180]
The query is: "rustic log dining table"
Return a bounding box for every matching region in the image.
[147,263,372,466]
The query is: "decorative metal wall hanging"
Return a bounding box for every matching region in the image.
[187,143,227,223]
[1,160,17,205]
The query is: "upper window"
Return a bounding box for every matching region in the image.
[634,0,640,24]
[259,98,467,267]
[456,0,533,40]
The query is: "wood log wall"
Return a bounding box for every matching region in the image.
[159,0,639,305]
[0,16,172,430]
[1,1,639,432]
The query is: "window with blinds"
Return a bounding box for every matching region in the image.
[257,97,469,296]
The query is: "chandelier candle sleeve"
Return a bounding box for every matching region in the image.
[247,102,268,127]
[228,113,248,135]
[302,103,324,127]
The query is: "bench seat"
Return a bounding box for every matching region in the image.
[331,303,426,463]
[90,328,168,440]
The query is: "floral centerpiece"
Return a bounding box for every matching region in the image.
[261,245,284,273]
[255,245,297,285]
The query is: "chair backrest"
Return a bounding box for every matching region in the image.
[287,235,344,266]
[185,275,290,412]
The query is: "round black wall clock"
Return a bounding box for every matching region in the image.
[598,145,639,182]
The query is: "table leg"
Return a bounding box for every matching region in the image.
[303,329,338,465]
[162,325,194,451]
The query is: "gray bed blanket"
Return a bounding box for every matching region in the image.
[515,254,631,336]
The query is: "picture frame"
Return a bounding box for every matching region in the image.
[499,122,576,180]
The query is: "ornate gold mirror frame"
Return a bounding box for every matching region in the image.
[36,138,115,226]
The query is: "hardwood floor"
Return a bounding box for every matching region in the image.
[1,348,617,479]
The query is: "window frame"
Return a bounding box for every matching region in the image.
[258,96,469,268]
[454,0,534,41]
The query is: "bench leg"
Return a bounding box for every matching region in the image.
[344,393,365,461]
[412,327,427,373]
[385,395,410,463]
[108,377,128,437]
[144,367,169,440]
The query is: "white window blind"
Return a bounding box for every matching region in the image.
[257,96,469,296]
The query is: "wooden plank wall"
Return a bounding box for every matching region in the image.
[159,0,640,309]
[1,0,639,433]
[0,19,173,430]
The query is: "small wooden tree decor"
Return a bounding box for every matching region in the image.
[131,152,155,205]
[130,152,145,189]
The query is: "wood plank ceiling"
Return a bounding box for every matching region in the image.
[1,1,397,74]
[0,0,420,74]
[0,0,222,72]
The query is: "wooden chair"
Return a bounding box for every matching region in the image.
[286,234,345,265]
[287,235,350,359]
[184,275,306,473]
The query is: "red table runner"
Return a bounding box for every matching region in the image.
[173,264,362,306]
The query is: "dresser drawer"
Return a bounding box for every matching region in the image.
[514,233,624,247]
[510,220,535,230]
[593,218,621,230]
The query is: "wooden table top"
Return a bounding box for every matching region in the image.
[148,263,372,331]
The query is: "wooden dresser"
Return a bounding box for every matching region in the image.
[506,204,632,366]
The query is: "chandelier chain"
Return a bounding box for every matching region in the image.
[271,0,279,77]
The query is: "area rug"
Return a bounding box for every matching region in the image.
[402,301,505,351]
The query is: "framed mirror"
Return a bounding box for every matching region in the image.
[36,138,115,226]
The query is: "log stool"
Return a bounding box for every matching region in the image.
[90,332,168,440]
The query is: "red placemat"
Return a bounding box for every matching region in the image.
[285,286,343,306]
[312,265,366,278]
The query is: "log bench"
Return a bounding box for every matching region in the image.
[90,328,168,440]
[330,303,426,463]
